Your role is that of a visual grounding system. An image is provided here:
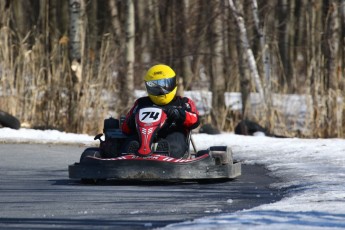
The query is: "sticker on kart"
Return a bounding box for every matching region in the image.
[89,154,209,163]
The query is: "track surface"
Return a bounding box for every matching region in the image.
[0,143,283,229]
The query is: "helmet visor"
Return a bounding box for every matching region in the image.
[145,77,176,96]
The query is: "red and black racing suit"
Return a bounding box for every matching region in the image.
[121,96,200,158]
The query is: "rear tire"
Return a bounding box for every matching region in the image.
[0,110,21,129]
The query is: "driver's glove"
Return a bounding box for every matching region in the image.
[166,107,186,124]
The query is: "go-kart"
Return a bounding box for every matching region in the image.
[68,107,241,183]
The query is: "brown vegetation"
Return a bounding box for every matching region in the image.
[0,0,344,138]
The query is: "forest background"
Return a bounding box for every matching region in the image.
[0,0,344,138]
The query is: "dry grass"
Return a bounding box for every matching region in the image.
[1,16,345,138]
[0,25,120,135]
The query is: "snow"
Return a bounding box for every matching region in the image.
[1,127,345,229]
[0,127,97,145]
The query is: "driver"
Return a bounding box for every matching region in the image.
[121,64,200,158]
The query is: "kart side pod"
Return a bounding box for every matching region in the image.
[208,146,233,165]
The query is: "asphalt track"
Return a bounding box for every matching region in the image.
[0,143,284,229]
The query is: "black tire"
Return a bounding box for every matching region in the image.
[79,148,102,184]
[0,110,21,129]
[80,147,101,162]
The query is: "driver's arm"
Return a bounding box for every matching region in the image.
[121,100,139,135]
[182,97,200,130]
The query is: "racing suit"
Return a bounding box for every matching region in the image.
[121,96,200,158]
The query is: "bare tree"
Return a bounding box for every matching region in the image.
[230,0,251,133]
[123,0,135,110]
[10,1,36,41]
[69,0,83,61]
[228,0,264,103]
[108,0,122,45]
[323,1,341,137]
[68,0,86,132]
[277,0,296,90]
[175,0,193,92]
[251,0,273,130]
[136,0,153,79]
[208,1,226,129]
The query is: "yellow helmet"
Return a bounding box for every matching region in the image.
[144,64,177,105]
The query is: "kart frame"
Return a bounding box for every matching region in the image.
[68,146,242,183]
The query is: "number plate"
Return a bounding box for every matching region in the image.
[138,107,162,123]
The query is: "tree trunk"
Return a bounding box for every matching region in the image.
[277,0,295,91]
[231,0,250,124]
[87,0,98,63]
[108,0,122,45]
[209,1,226,130]
[137,0,153,75]
[176,0,193,92]
[11,0,35,41]
[122,0,135,111]
[68,0,86,132]
[323,1,340,137]
[191,1,208,90]
[152,0,164,62]
[69,0,82,61]
[252,0,272,130]
[228,0,265,105]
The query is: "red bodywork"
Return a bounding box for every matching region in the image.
[135,107,167,156]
